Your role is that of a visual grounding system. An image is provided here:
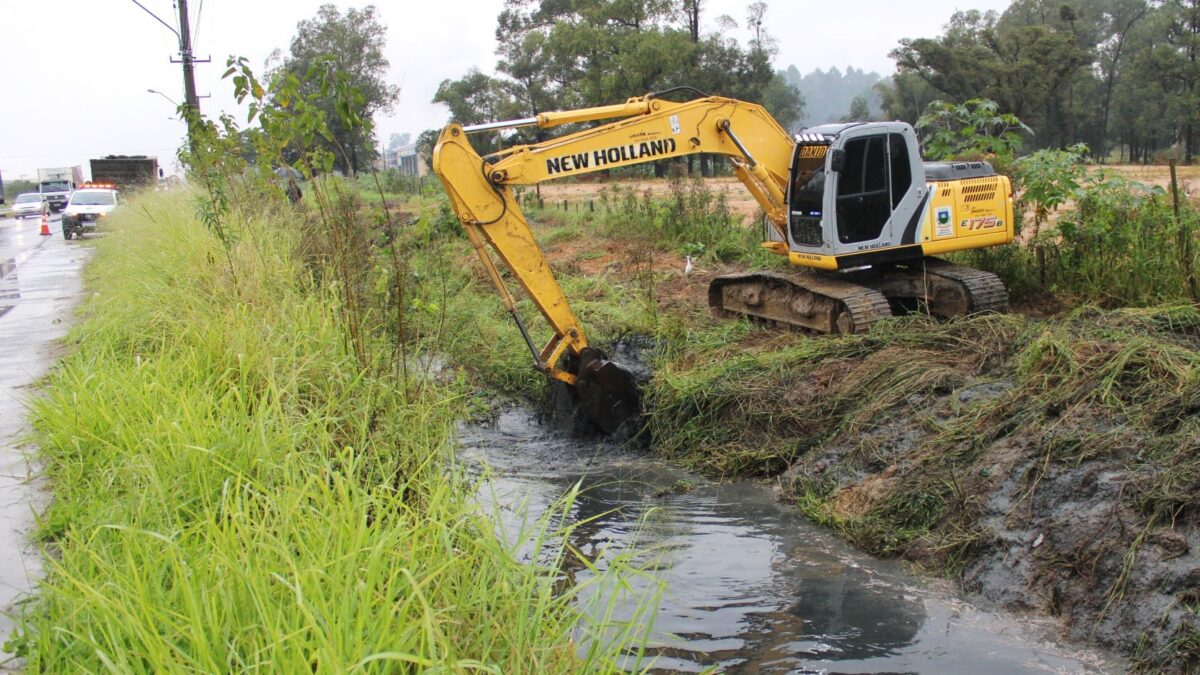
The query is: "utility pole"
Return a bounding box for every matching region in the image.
[131,0,207,113]
[131,0,208,149]
[176,0,200,114]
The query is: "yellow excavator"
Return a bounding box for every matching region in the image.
[433,89,1014,432]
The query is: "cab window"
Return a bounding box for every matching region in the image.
[889,133,912,208]
[836,135,890,244]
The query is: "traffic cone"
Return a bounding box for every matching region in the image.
[39,212,51,236]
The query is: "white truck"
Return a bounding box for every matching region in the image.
[37,166,83,212]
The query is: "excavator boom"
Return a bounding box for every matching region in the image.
[433,94,795,431]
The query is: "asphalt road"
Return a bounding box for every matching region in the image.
[0,211,90,666]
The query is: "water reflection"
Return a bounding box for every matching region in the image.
[0,258,19,318]
[459,408,1117,674]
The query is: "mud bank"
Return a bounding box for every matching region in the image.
[645,308,1200,671]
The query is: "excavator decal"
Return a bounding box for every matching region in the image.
[546,138,678,175]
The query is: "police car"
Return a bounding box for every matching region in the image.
[61,183,119,239]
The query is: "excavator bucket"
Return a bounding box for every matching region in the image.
[573,347,641,434]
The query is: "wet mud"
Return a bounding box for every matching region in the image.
[754,314,1200,672]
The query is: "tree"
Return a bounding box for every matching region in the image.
[1094,0,1151,158]
[842,95,871,122]
[439,0,783,176]
[890,7,1092,148]
[1113,7,1178,161]
[877,0,1200,160]
[416,129,439,172]
[275,4,399,175]
[877,70,938,124]
[914,99,1032,161]
[1148,0,1200,162]
[4,179,36,203]
[761,73,804,131]
[780,65,885,125]
[433,69,521,155]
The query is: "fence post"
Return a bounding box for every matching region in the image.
[1171,160,1198,301]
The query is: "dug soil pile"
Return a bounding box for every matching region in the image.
[643,307,1199,671]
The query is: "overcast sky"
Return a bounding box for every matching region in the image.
[0,0,1012,181]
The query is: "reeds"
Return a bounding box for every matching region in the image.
[12,191,653,672]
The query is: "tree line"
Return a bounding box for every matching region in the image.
[882,0,1200,163]
[430,0,1200,166]
[247,0,1200,175]
[427,0,804,175]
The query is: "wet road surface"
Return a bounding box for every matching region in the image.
[461,408,1124,673]
[0,212,90,665]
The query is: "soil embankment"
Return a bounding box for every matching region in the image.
[645,308,1200,671]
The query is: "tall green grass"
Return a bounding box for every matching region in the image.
[969,150,1200,308]
[10,190,655,672]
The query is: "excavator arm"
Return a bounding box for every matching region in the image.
[432,94,795,430]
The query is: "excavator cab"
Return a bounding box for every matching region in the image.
[714,120,1012,335]
[784,123,928,268]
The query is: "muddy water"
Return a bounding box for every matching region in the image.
[459,408,1122,674]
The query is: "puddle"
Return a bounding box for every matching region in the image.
[458,408,1122,673]
[0,258,19,318]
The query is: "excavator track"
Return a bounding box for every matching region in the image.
[708,271,894,334]
[708,259,1007,334]
[918,258,1008,315]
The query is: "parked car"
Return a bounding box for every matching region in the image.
[60,186,119,239]
[11,192,46,219]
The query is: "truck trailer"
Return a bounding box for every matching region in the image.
[89,156,160,191]
[38,166,83,212]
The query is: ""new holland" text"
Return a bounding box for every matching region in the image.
[545,138,678,175]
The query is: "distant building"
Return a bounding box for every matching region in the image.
[384,142,426,177]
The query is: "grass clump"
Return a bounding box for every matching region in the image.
[963,147,1200,308]
[11,190,653,672]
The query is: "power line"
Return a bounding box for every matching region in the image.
[192,0,205,50]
